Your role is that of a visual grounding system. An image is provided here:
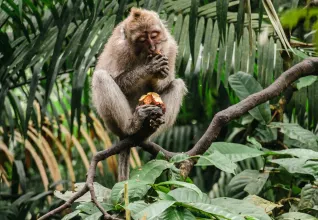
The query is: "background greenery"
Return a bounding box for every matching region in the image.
[1,0,318,219]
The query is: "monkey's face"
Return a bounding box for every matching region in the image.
[132,28,165,55]
[125,8,167,56]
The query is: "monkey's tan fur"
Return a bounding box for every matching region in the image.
[92,8,187,181]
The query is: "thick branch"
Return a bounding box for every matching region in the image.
[40,58,318,219]
[187,58,318,156]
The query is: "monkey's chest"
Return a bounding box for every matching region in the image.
[126,84,153,109]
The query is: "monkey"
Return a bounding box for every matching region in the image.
[92,7,187,181]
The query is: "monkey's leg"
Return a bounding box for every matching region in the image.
[155,79,187,134]
[92,70,164,181]
[92,70,136,182]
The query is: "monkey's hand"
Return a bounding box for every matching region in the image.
[146,54,169,79]
[130,105,165,136]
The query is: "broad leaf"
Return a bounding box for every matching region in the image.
[169,153,191,163]
[130,160,173,183]
[168,188,211,204]
[155,181,202,198]
[270,158,318,179]
[203,142,264,162]
[210,198,272,220]
[227,170,269,197]
[111,180,151,204]
[128,200,175,220]
[61,210,81,220]
[268,123,318,150]
[297,76,318,90]
[269,149,318,160]
[159,207,196,220]
[196,151,237,174]
[229,72,271,123]
[182,202,244,220]
[298,184,318,210]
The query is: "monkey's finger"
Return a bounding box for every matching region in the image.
[155,118,165,125]
[153,54,168,61]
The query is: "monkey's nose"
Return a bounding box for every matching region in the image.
[149,45,156,52]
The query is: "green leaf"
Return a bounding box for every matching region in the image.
[111,180,150,204]
[128,200,175,220]
[202,142,264,162]
[276,212,317,220]
[155,181,202,198]
[130,160,173,183]
[159,207,196,220]
[76,202,113,215]
[269,149,318,160]
[156,191,176,201]
[196,151,237,174]
[296,76,318,90]
[268,123,318,150]
[61,210,81,220]
[227,170,269,197]
[270,158,318,179]
[210,198,271,220]
[169,153,191,163]
[182,202,244,220]
[168,188,211,204]
[298,184,318,210]
[229,72,271,123]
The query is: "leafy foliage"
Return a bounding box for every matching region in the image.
[1,0,318,219]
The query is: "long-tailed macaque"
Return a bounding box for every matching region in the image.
[92,8,187,181]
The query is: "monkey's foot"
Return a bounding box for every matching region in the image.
[135,105,164,131]
[150,117,165,129]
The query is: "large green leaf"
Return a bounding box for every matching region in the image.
[269,149,318,160]
[159,207,196,220]
[268,123,318,150]
[155,181,202,198]
[296,76,318,90]
[182,202,244,220]
[196,151,238,174]
[168,188,211,204]
[201,142,264,162]
[229,72,271,123]
[227,170,269,197]
[298,184,318,210]
[270,158,318,179]
[128,200,175,220]
[111,180,151,204]
[130,160,173,183]
[210,198,271,220]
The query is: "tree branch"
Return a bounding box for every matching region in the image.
[39,58,318,219]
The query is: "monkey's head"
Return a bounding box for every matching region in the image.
[123,8,168,55]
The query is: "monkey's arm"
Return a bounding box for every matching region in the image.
[154,78,187,135]
[115,55,169,94]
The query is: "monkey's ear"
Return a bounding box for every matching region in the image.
[130,7,142,19]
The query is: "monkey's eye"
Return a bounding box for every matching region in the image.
[138,37,146,42]
[151,32,159,39]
